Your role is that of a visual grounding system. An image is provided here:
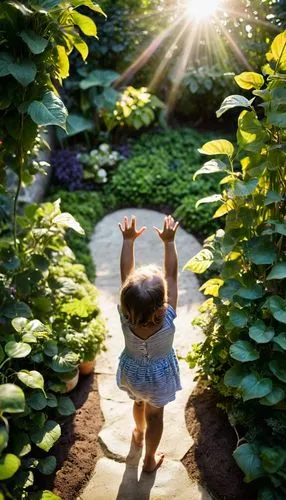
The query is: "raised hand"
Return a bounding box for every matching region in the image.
[118,215,146,241]
[153,215,179,242]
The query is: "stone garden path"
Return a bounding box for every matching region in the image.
[79,209,212,500]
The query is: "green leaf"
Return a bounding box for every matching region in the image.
[234,72,264,90]
[269,359,286,383]
[248,320,275,344]
[193,159,227,180]
[232,178,258,197]
[0,345,4,364]
[268,112,286,128]
[233,443,264,482]
[19,30,48,54]
[260,387,285,406]
[38,456,57,475]
[264,191,283,206]
[183,249,213,274]
[216,95,255,118]
[237,110,267,153]
[261,447,285,474]
[235,284,263,300]
[17,370,44,391]
[46,393,58,408]
[267,296,286,324]
[230,340,259,362]
[266,262,286,280]
[9,60,37,87]
[198,139,234,158]
[79,69,119,90]
[52,212,84,234]
[65,113,94,137]
[3,301,32,318]
[199,278,224,297]
[11,317,28,332]
[219,279,241,300]
[224,365,249,388]
[245,237,276,265]
[229,309,248,328]
[196,194,222,208]
[32,254,50,271]
[0,384,25,413]
[44,341,58,357]
[272,333,286,350]
[71,0,106,16]
[70,11,97,37]
[0,454,21,480]
[5,341,31,358]
[51,352,79,372]
[30,0,60,9]
[0,425,8,453]
[56,45,69,79]
[27,391,47,410]
[30,420,61,452]
[10,431,31,457]
[28,91,68,129]
[30,491,62,500]
[240,374,272,401]
[57,396,76,416]
[0,52,13,77]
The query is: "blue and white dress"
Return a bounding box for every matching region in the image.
[116,304,182,408]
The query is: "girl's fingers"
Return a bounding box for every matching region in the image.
[153,226,161,235]
[173,221,179,232]
[131,215,136,229]
[138,226,146,235]
[118,222,123,233]
[124,216,128,230]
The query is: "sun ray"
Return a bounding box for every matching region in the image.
[218,20,253,71]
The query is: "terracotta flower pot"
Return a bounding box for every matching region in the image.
[79,359,96,375]
[59,368,79,393]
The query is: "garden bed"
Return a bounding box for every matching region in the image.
[183,382,257,500]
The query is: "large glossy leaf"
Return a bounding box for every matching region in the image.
[70,11,97,37]
[234,72,264,90]
[0,52,13,76]
[9,60,37,86]
[3,301,32,318]
[268,31,286,70]
[240,373,272,401]
[267,296,286,324]
[260,447,285,474]
[17,370,44,391]
[196,194,222,208]
[30,420,61,452]
[198,139,234,158]
[30,0,60,9]
[237,110,267,153]
[0,425,8,453]
[232,178,258,197]
[193,159,227,179]
[52,212,84,234]
[233,443,264,482]
[199,278,224,297]
[5,341,31,358]
[79,69,119,90]
[268,112,286,128]
[65,113,93,136]
[260,387,285,406]
[266,262,286,280]
[10,431,31,457]
[38,456,57,475]
[229,309,248,328]
[245,237,276,265]
[216,95,255,118]
[71,0,106,16]
[248,320,275,343]
[272,333,286,350]
[269,359,286,383]
[30,491,61,500]
[184,249,213,274]
[230,340,259,362]
[0,384,25,413]
[11,317,28,333]
[219,279,241,300]
[235,284,263,300]
[19,30,48,54]
[28,91,68,129]
[27,391,47,410]
[56,45,69,79]
[51,351,79,372]
[264,191,283,206]
[224,365,249,388]
[0,454,21,480]
[57,396,76,416]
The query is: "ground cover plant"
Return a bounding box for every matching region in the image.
[185,32,286,498]
[0,1,106,498]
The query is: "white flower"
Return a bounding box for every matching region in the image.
[90,149,98,157]
[97,168,107,183]
[99,143,110,153]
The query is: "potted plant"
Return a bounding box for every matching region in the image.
[60,318,106,376]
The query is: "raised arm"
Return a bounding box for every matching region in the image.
[154,215,179,310]
[118,215,146,284]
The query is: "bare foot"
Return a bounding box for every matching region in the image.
[142,453,164,472]
[132,428,144,448]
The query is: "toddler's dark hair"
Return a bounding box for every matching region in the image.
[120,265,167,326]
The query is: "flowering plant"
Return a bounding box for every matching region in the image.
[77,143,122,184]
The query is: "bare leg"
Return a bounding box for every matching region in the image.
[133,401,146,447]
[143,403,164,472]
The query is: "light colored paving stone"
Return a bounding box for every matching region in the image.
[81,457,211,500]
[80,209,210,500]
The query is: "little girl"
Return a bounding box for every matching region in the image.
[116,214,182,473]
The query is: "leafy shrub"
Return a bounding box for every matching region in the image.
[0,199,105,498]
[105,128,222,238]
[102,86,164,132]
[185,33,286,498]
[48,191,104,281]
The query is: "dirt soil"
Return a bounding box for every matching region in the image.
[42,372,104,500]
[182,382,257,500]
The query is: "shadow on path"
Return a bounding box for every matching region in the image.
[116,437,156,500]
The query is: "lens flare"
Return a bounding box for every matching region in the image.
[187,0,221,21]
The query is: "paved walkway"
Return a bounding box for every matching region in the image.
[79,209,211,500]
